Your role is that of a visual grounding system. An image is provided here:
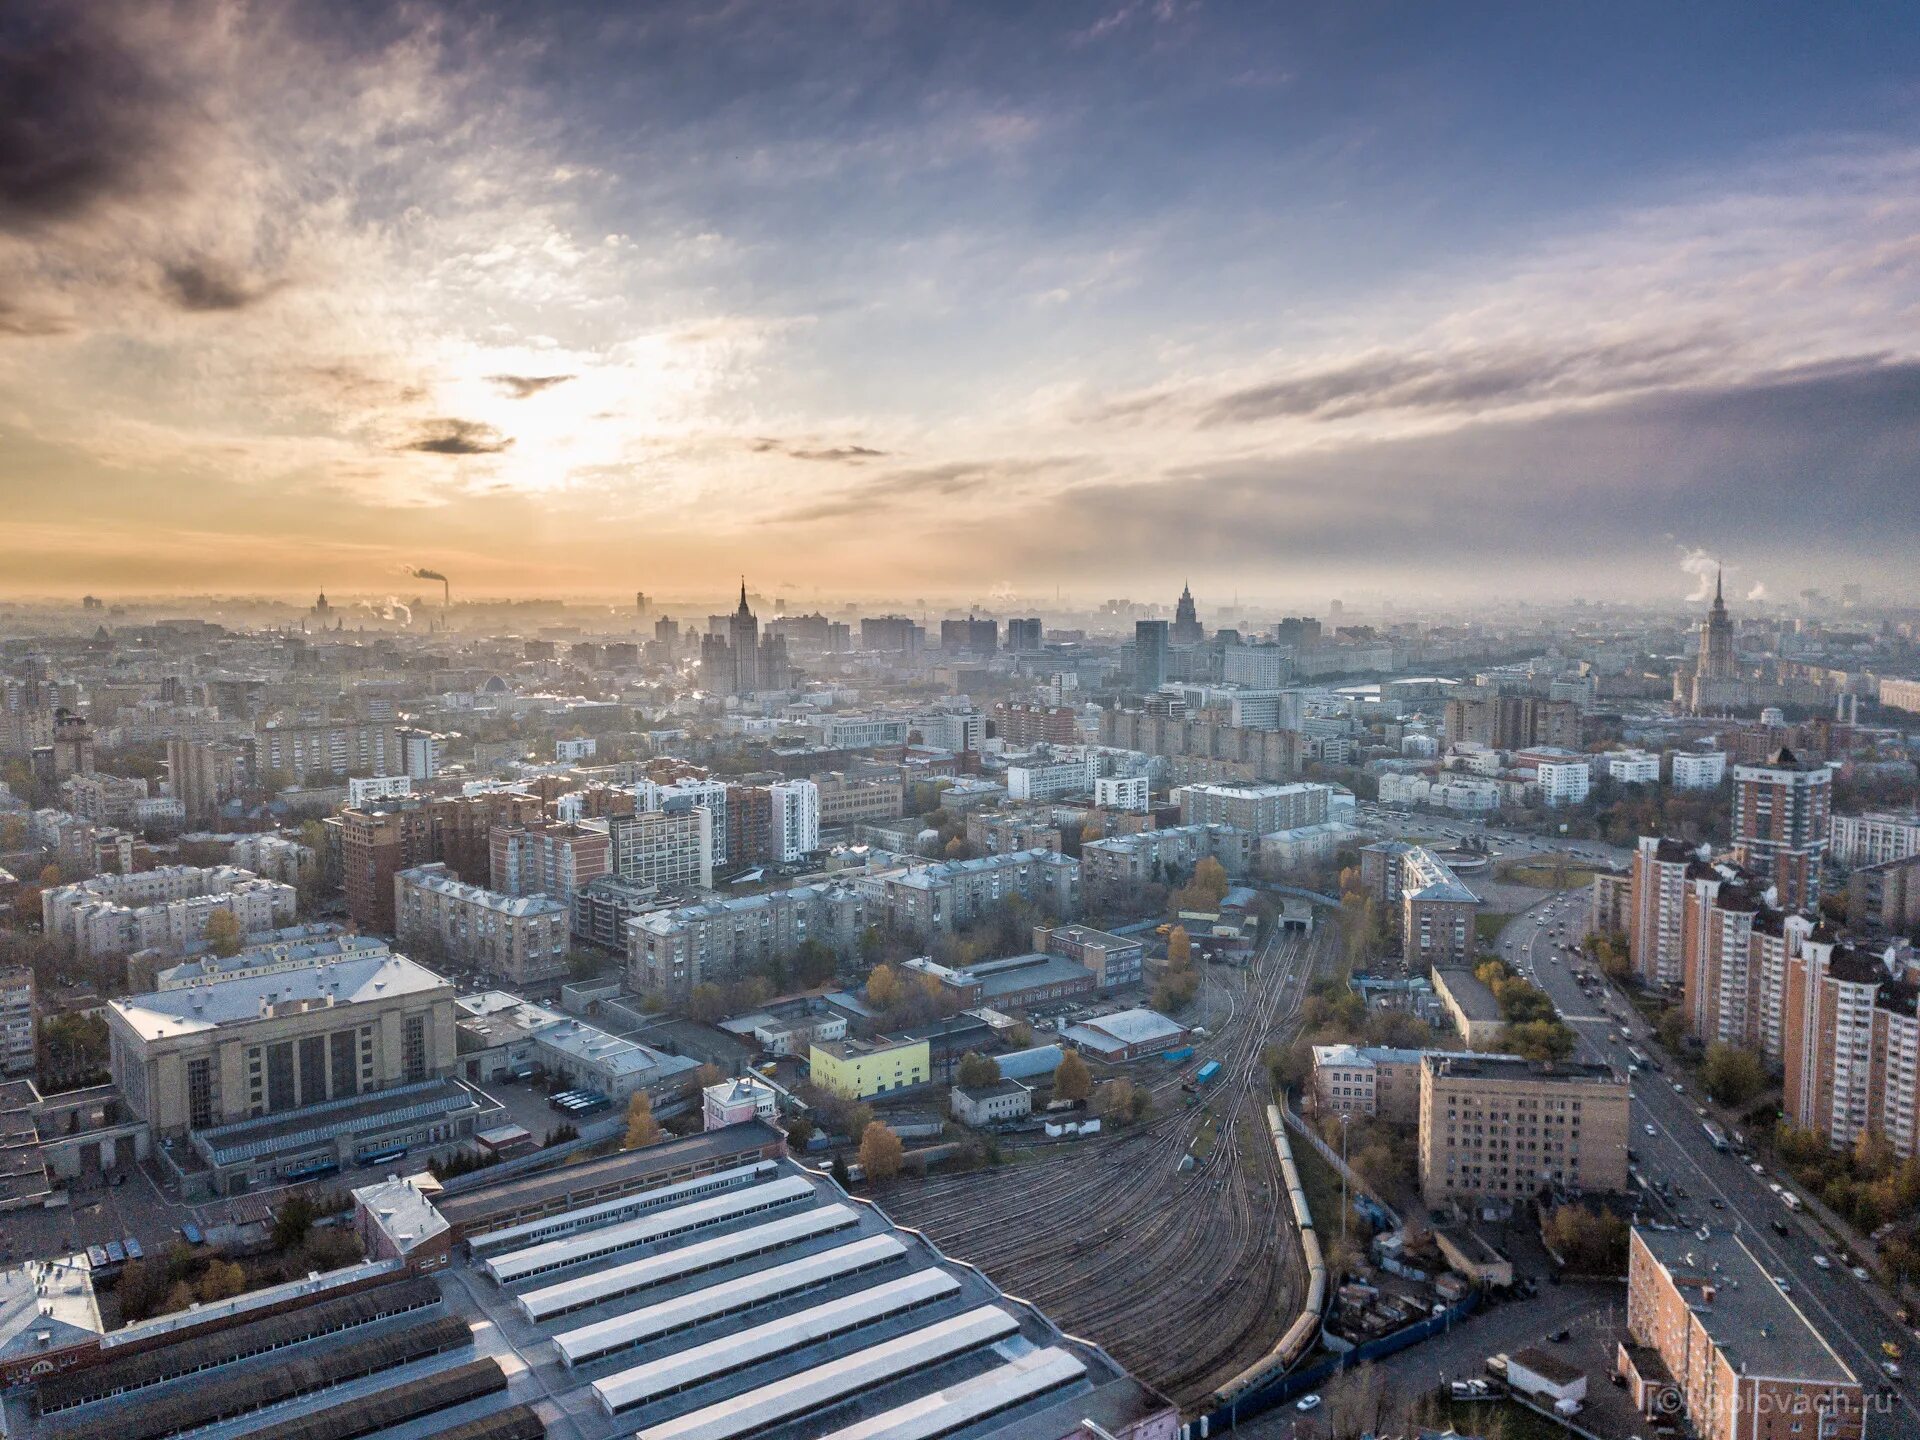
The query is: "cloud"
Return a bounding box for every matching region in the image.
[488,373,575,399]
[967,359,1920,594]
[162,259,283,313]
[787,445,886,463]
[402,420,514,456]
[1676,546,1723,603]
[0,295,73,337]
[777,457,1076,523]
[0,11,179,232]
[748,438,888,463]
[1746,583,1768,601]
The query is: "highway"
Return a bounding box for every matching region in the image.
[1503,890,1920,1424]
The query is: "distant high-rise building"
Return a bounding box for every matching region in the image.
[860,615,922,652]
[939,615,998,654]
[653,614,679,656]
[1732,748,1831,910]
[1134,620,1169,693]
[1171,582,1203,646]
[1006,617,1043,652]
[51,710,93,778]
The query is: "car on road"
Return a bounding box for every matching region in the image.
[1812,1254,1833,1270]
[1296,1395,1322,1412]
[1771,1275,1792,1293]
[1885,1361,1902,1378]
[1644,1123,1657,1136]
[1853,1266,1872,1282]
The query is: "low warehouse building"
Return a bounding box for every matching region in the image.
[951,1080,1032,1127]
[1060,1008,1190,1062]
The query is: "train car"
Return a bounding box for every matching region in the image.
[1164,1047,1196,1065]
[1211,1104,1328,1409]
[1194,1060,1222,1086]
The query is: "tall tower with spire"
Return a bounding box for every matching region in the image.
[1699,567,1735,682]
[727,576,761,692]
[1171,581,1203,646]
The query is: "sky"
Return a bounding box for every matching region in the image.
[2,0,1918,607]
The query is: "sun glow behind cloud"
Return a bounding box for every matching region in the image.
[1,0,1918,599]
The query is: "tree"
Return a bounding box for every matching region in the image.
[858,1121,904,1182]
[623,1091,663,1149]
[1656,1007,1689,1052]
[1545,1203,1629,1275]
[197,1259,248,1302]
[117,1258,167,1321]
[1174,856,1230,911]
[686,983,728,1024]
[1096,1077,1137,1122]
[1499,1019,1576,1063]
[784,1115,815,1150]
[830,1153,853,1189]
[865,963,902,1011]
[1053,1048,1092,1103]
[956,1052,1001,1088]
[794,938,838,987]
[693,1063,726,1091]
[161,1280,198,1315]
[272,1193,318,1252]
[1165,926,1192,969]
[201,908,243,957]
[1702,1042,1767,1107]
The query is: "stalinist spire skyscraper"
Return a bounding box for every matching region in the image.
[1171,581,1203,646]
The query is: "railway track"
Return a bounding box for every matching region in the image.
[879,919,1334,1407]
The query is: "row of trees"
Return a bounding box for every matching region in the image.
[1775,1122,1920,1240]
[1473,958,1577,1062]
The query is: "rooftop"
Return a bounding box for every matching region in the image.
[1424,1052,1622,1085]
[1635,1226,1855,1386]
[398,864,567,917]
[109,953,450,1041]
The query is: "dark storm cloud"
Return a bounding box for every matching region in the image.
[402,419,515,455]
[1018,357,1920,569]
[488,373,575,398]
[162,259,283,312]
[0,9,177,232]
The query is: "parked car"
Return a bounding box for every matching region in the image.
[1295,1395,1322,1412]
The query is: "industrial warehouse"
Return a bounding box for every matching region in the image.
[3,1120,1176,1440]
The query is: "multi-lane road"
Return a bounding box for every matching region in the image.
[1504,890,1920,1423]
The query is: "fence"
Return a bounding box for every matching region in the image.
[1278,1100,1403,1232]
[1201,1290,1481,1433]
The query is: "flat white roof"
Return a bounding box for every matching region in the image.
[485,1175,814,1284]
[594,1269,961,1414]
[1081,1008,1184,1045]
[817,1346,1088,1440]
[110,954,447,1040]
[554,1234,908,1367]
[518,1204,859,1323]
[471,1162,776,1257]
[638,1306,1020,1440]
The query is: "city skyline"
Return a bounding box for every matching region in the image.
[3,1,1919,600]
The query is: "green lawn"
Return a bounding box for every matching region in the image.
[1475,912,1510,947]
[1503,858,1600,889]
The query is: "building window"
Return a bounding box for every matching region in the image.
[266,1041,296,1113]
[187,1057,215,1130]
[299,1034,328,1106]
[402,1014,427,1084]
[330,1029,359,1099]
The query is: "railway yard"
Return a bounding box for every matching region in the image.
[879,923,1330,1410]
